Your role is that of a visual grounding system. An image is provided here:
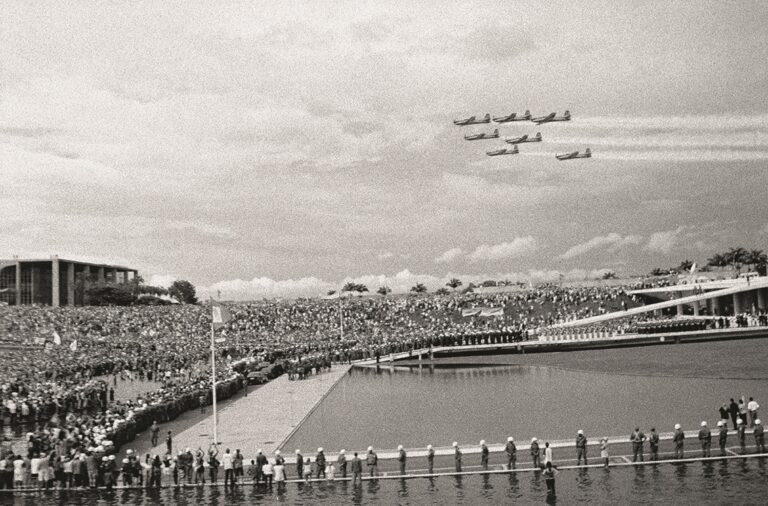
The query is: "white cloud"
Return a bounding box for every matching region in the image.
[149,274,177,288]
[377,251,395,260]
[560,233,643,259]
[467,237,537,262]
[434,248,464,263]
[645,226,686,254]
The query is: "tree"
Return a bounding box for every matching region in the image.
[435,287,450,295]
[706,253,727,269]
[601,271,618,280]
[376,286,391,296]
[86,283,137,306]
[650,267,670,276]
[327,290,337,296]
[169,280,198,304]
[410,283,427,294]
[746,249,767,275]
[725,247,748,272]
[677,259,694,273]
[481,280,497,287]
[341,282,357,294]
[446,278,462,291]
[342,282,368,295]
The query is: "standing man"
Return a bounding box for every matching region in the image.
[366,447,378,477]
[575,430,588,466]
[543,461,559,498]
[748,397,760,427]
[698,421,712,457]
[480,440,489,471]
[315,448,326,479]
[351,452,363,485]
[221,448,234,487]
[717,421,728,456]
[630,428,646,462]
[649,428,660,461]
[530,438,540,469]
[166,431,173,455]
[295,450,304,479]
[673,424,685,459]
[150,421,160,447]
[337,450,347,478]
[453,442,462,473]
[427,445,435,474]
[737,418,746,454]
[729,398,740,430]
[233,449,244,483]
[754,419,765,453]
[256,450,267,484]
[505,437,517,470]
[397,445,406,475]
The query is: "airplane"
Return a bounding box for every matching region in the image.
[453,113,491,126]
[464,129,499,141]
[532,110,571,124]
[493,110,531,123]
[486,145,519,156]
[555,148,591,160]
[505,132,542,144]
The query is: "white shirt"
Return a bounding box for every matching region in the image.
[222,453,234,470]
[30,458,41,475]
[748,400,759,411]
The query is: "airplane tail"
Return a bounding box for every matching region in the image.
[564,110,571,118]
[484,113,491,120]
[535,132,541,139]
[493,129,498,136]
[584,147,591,155]
[512,145,519,154]
[524,110,530,118]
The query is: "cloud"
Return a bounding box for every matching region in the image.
[149,274,177,288]
[377,251,395,260]
[467,237,537,263]
[434,248,464,263]
[645,226,686,254]
[560,233,643,259]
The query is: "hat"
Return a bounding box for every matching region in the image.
[275,450,280,456]
[102,456,108,461]
[122,458,129,464]
[674,424,681,430]
[295,449,301,454]
[717,421,723,427]
[577,430,584,435]
[452,442,458,447]
[368,446,373,451]
[737,418,743,425]
[126,449,133,455]
[318,448,323,452]
[397,445,403,450]
[531,437,537,442]
[701,421,707,427]
[340,449,345,454]
[427,444,433,450]
[109,455,115,460]
[480,440,486,446]
[756,419,762,425]
[258,449,263,454]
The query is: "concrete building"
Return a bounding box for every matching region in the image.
[0,255,138,307]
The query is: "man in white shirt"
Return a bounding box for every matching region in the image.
[221,448,235,487]
[748,397,760,427]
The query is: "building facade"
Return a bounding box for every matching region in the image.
[0,256,138,307]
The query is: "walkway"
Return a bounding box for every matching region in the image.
[136,365,351,458]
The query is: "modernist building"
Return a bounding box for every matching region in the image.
[0,255,138,307]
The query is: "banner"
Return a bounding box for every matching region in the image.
[462,308,481,317]
[211,299,232,329]
[70,340,78,352]
[34,337,46,346]
[53,331,62,345]
[479,307,504,317]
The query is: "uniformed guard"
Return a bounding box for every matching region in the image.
[397,445,406,475]
[453,442,462,473]
[530,437,540,469]
[575,430,588,466]
[427,444,435,474]
[673,424,685,459]
[754,419,765,453]
[295,450,304,479]
[717,421,728,456]
[505,437,517,470]
[480,440,489,471]
[337,449,347,478]
[649,428,659,461]
[698,421,711,457]
[630,428,646,462]
[737,418,746,454]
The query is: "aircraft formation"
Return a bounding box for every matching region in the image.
[453,110,591,160]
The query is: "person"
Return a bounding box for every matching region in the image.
[326,461,335,480]
[208,445,219,483]
[262,459,273,487]
[274,459,285,490]
[738,397,748,426]
[199,394,206,414]
[480,440,489,471]
[222,448,234,487]
[649,428,659,461]
[729,398,740,429]
[246,460,258,483]
[256,450,267,484]
[166,431,173,455]
[737,418,746,453]
[576,429,588,466]
[673,424,685,459]
[315,448,326,479]
[505,437,516,470]
[600,438,609,468]
[366,447,378,477]
[295,450,304,479]
[754,419,765,453]
[150,421,160,447]
[530,438,540,468]
[630,427,646,462]
[719,403,729,424]
[453,442,462,473]
[543,461,559,497]
[194,448,205,484]
[397,445,406,475]
[543,442,553,467]
[233,449,244,482]
[717,420,728,456]
[150,455,162,488]
[13,454,25,489]
[427,444,435,474]
[337,449,347,478]
[748,397,760,427]
[351,452,363,485]
[698,421,711,457]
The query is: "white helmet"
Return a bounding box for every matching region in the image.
[368,446,373,451]
[452,442,458,447]
[756,419,762,425]
[507,437,514,442]
[340,449,346,454]
[427,444,433,450]
[480,440,486,446]
[577,430,584,435]
[717,421,723,427]
[701,421,707,427]
[531,437,537,442]
[737,418,743,425]
[674,424,681,430]
[295,449,301,454]
[397,445,403,451]
[317,448,323,452]
[275,450,280,455]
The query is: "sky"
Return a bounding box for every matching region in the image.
[1,1,767,299]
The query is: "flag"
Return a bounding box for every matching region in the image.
[690,262,697,274]
[480,307,504,317]
[53,331,62,345]
[70,340,78,352]
[462,308,482,317]
[211,299,232,329]
[34,337,45,346]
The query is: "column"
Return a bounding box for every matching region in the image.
[98,267,105,283]
[51,256,60,308]
[712,296,722,315]
[30,266,36,304]
[676,292,684,316]
[693,300,700,316]
[758,289,766,311]
[14,259,21,306]
[733,293,742,314]
[67,262,75,306]
[112,268,118,284]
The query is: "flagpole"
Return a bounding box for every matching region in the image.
[211,305,218,446]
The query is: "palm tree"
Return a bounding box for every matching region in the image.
[410,283,427,294]
[746,249,767,275]
[706,253,727,269]
[435,287,450,295]
[726,247,748,272]
[376,286,391,296]
[446,278,462,291]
